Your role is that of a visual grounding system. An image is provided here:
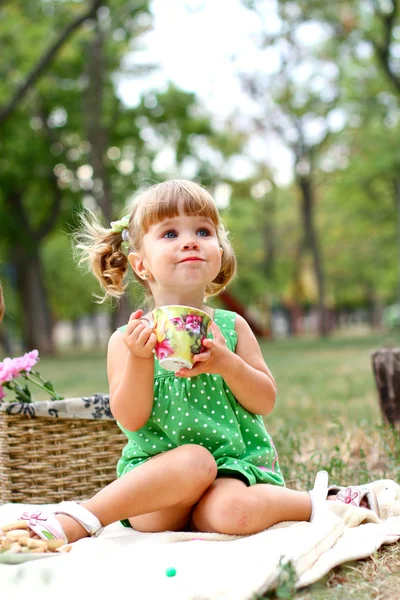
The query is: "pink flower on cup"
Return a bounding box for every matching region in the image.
[185,314,202,334]
[171,317,185,331]
[155,338,174,361]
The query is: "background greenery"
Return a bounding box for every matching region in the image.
[2,1,400,350]
[1,2,400,596]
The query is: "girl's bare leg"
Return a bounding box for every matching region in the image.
[191,477,312,535]
[56,445,217,541]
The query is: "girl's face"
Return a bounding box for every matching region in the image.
[132,212,222,295]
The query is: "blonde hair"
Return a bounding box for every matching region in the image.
[74,180,236,304]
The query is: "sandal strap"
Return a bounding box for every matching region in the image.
[309,470,329,521]
[19,510,67,542]
[54,502,104,538]
[327,485,343,496]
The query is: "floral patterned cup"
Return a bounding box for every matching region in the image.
[143,305,212,372]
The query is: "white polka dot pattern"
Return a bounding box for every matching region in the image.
[116,309,284,487]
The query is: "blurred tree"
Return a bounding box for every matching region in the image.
[275,0,400,308]
[0,0,153,353]
[240,2,344,335]
[0,1,249,352]
[238,0,400,328]
[0,0,102,125]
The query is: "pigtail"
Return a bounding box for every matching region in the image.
[73,210,130,302]
[205,223,237,299]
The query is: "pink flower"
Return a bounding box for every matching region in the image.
[337,487,359,506]
[0,350,61,403]
[0,358,18,383]
[185,315,202,334]
[155,338,174,361]
[17,350,39,373]
[170,317,185,331]
[0,350,39,384]
[20,510,48,526]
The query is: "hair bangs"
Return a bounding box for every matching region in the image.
[135,180,220,234]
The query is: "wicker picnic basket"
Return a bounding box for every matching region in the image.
[0,395,126,504]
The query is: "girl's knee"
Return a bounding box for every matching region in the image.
[174,444,217,494]
[193,489,262,535]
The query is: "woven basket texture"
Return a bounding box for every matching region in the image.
[0,413,126,504]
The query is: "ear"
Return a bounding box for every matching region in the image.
[128,252,148,280]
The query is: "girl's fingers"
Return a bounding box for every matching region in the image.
[193,351,211,363]
[176,367,197,377]
[210,322,226,345]
[129,309,143,322]
[126,319,145,336]
[202,338,213,348]
[136,326,154,345]
[210,321,223,339]
[144,332,157,349]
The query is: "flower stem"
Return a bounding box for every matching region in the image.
[7,381,32,403]
[24,372,62,400]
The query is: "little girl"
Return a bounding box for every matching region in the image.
[3,180,377,547]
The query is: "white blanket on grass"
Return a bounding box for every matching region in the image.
[1,479,400,599]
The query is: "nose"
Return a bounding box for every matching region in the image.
[182,237,200,250]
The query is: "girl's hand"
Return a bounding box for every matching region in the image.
[123,309,157,359]
[175,321,230,378]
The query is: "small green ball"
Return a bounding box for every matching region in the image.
[165,567,177,577]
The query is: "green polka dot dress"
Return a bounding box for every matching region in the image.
[116,309,285,491]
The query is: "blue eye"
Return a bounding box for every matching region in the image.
[197,228,210,237]
[163,231,177,239]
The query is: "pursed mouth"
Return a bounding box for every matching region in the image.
[179,258,205,263]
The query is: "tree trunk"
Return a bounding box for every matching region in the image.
[13,250,54,354]
[297,174,329,336]
[72,318,83,348]
[85,23,112,222]
[371,349,400,429]
[110,295,135,331]
[261,191,275,281]
[84,23,128,330]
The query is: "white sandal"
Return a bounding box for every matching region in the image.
[0,502,103,561]
[19,502,104,541]
[327,484,380,516]
[54,501,104,538]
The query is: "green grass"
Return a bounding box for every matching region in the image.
[10,329,400,598]
[260,331,400,491]
[258,330,400,599]
[37,349,108,399]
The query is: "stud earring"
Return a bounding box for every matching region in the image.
[143,274,149,279]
